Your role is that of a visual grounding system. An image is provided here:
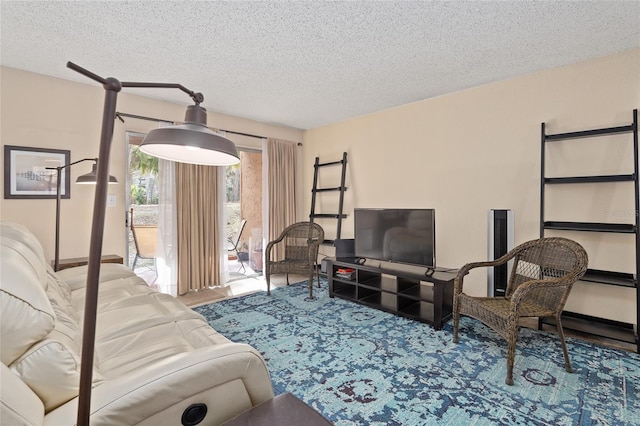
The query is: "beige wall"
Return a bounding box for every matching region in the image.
[302,48,640,324]
[1,66,302,267]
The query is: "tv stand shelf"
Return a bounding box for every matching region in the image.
[327,258,457,330]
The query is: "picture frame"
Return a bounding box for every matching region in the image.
[4,145,71,199]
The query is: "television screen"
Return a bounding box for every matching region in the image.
[354,208,435,267]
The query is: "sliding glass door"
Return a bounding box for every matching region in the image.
[126,131,159,286]
[225,149,263,280]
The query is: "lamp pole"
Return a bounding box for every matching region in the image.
[66,63,121,426]
[53,167,62,271]
[46,158,98,272]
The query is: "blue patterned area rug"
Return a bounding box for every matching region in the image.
[194,280,640,425]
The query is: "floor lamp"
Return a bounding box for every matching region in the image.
[46,158,117,272]
[66,62,240,426]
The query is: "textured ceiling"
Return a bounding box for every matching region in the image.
[1,1,639,130]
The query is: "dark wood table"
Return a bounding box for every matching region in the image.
[53,254,124,271]
[222,393,332,425]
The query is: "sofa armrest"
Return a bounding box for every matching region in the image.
[55,263,136,291]
[1,362,45,426]
[44,343,274,426]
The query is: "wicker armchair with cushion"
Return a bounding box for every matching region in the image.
[265,222,324,299]
[453,237,588,385]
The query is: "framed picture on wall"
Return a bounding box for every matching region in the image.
[3,145,71,199]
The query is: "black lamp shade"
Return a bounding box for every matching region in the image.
[139,105,240,166]
[76,163,118,184]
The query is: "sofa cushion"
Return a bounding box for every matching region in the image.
[56,263,138,291]
[10,338,83,412]
[9,286,104,412]
[0,222,47,271]
[0,245,55,365]
[46,269,78,323]
[0,233,48,289]
[69,276,232,376]
[0,234,103,412]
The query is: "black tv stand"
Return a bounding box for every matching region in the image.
[327,258,457,330]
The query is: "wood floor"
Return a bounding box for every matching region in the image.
[176,273,305,308]
[142,259,309,308]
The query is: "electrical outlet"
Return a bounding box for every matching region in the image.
[107,194,116,207]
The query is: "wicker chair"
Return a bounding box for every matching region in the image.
[453,237,588,385]
[265,222,324,299]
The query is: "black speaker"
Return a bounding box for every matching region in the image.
[334,238,355,259]
[320,258,330,274]
[488,210,514,297]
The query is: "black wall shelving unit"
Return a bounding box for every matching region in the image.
[540,109,639,353]
[309,152,348,245]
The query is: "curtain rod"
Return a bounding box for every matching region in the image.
[115,111,302,145]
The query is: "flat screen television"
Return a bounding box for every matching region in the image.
[354,208,435,267]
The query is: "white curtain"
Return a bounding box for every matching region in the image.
[155,124,178,296]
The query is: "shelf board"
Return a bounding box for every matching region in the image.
[359,282,384,292]
[359,293,378,303]
[316,160,344,167]
[359,293,382,305]
[399,301,434,322]
[310,213,348,219]
[398,286,434,302]
[580,269,637,288]
[545,124,634,141]
[312,186,347,193]
[544,174,635,184]
[359,277,381,289]
[397,286,421,300]
[331,277,356,285]
[330,285,356,299]
[544,221,636,233]
[542,312,637,345]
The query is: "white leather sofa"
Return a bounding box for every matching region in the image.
[0,222,274,425]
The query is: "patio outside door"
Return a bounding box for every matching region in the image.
[126,131,159,286]
[225,149,263,280]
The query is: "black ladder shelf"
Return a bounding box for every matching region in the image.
[310,152,348,244]
[540,109,639,353]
